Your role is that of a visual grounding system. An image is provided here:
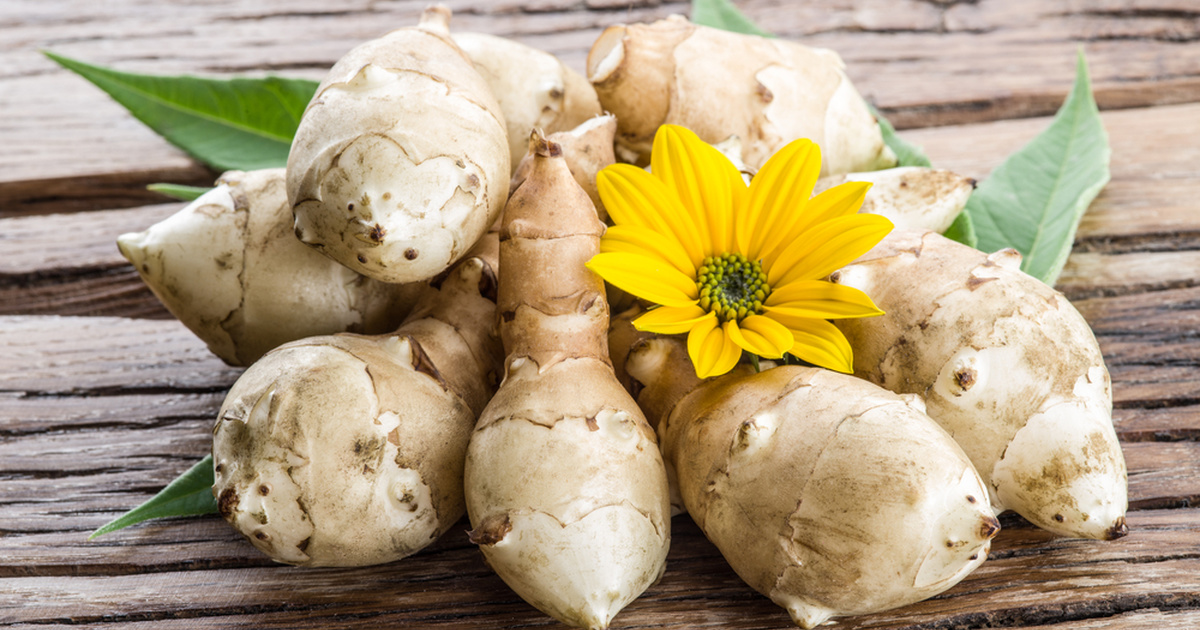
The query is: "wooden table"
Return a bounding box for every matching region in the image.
[4,1,1200,628]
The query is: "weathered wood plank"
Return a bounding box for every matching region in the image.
[1,509,1195,629]
[5,0,1200,214]
[0,316,241,394]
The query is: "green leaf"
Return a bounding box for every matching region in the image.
[691,0,774,37]
[962,50,1110,285]
[943,209,978,248]
[147,183,211,202]
[871,106,933,168]
[90,455,217,539]
[45,51,318,172]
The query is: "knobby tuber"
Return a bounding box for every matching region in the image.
[586,15,895,175]
[815,167,975,233]
[464,133,671,630]
[288,5,509,284]
[211,236,503,566]
[833,229,1128,540]
[452,31,602,172]
[510,114,618,222]
[117,168,421,366]
[613,323,999,629]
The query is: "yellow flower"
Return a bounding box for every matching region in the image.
[586,125,892,378]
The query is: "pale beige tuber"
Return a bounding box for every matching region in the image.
[211,237,503,566]
[288,6,509,284]
[815,167,976,233]
[452,32,602,172]
[614,324,999,629]
[464,133,671,630]
[587,15,895,174]
[832,229,1128,540]
[116,168,421,366]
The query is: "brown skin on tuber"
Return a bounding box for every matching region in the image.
[510,115,618,222]
[611,312,999,628]
[464,132,671,630]
[212,236,503,567]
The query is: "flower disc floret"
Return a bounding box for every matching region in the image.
[698,253,769,323]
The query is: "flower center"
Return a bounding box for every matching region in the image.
[697,253,770,322]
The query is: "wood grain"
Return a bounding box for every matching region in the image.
[6,0,1200,214]
[4,1,1200,628]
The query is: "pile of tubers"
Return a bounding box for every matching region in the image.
[117,6,1128,629]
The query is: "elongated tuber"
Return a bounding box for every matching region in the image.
[510,114,617,222]
[452,31,602,171]
[832,229,1128,540]
[587,15,895,174]
[288,6,509,284]
[211,237,502,566]
[814,167,975,233]
[117,168,421,366]
[464,132,671,630]
[615,327,999,629]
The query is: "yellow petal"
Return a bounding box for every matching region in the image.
[784,319,855,374]
[759,180,872,263]
[763,280,884,319]
[586,252,699,308]
[600,224,696,277]
[651,125,746,256]
[726,315,792,359]
[766,214,893,288]
[598,164,706,262]
[739,138,821,259]
[687,316,742,378]
[633,304,710,335]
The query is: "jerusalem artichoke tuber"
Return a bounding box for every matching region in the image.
[510,114,617,222]
[287,6,510,284]
[211,237,502,566]
[586,15,895,175]
[615,326,999,629]
[832,229,1128,540]
[117,168,421,366]
[452,31,602,172]
[814,167,975,233]
[464,132,671,630]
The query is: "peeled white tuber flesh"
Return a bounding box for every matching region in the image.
[452,31,602,172]
[117,168,421,366]
[464,133,670,630]
[586,15,895,174]
[814,167,976,233]
[211,239,503,567]
[288,6,510,284]
[832,229,1128,540]
[618,330,999,629]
